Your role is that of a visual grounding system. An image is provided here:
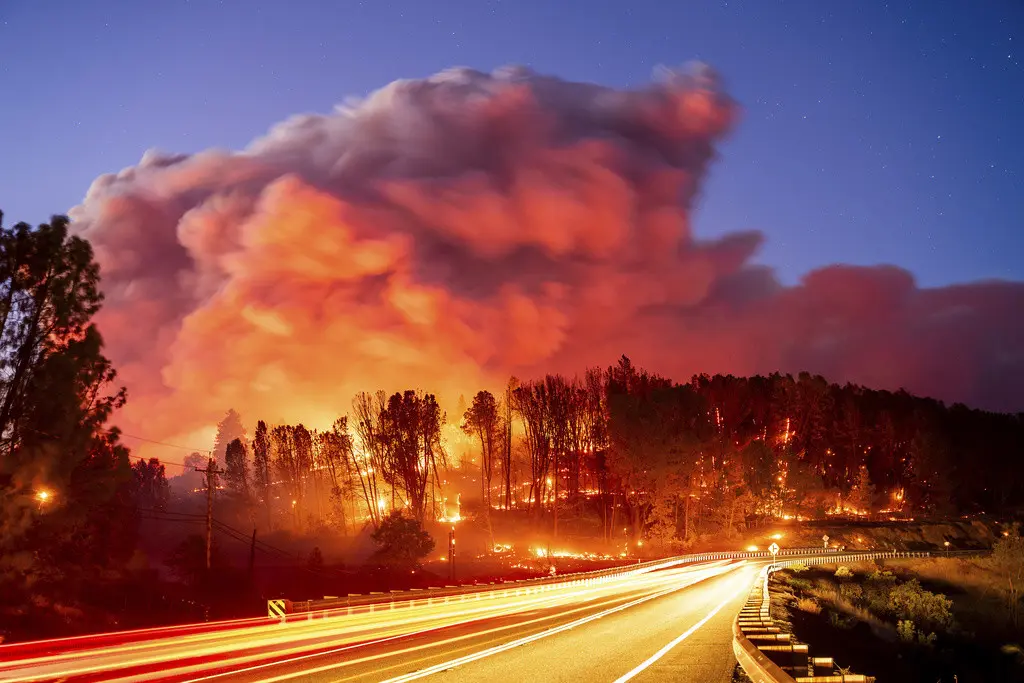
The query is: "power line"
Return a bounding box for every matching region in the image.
[118,431,213,454]
[129,455,194,470]
[133,507,347,578]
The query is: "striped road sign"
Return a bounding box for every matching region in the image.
[268,599,287,620]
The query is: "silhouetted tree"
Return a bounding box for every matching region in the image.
[212,409,245,469]
[463,390,498,543]
[224,438,251,504]
[131,458,170,511]
[369,511,435,569]
[0,211,133,630]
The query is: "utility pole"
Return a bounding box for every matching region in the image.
[249,528,257,580]
[448,525,456,581]
[195,456,224,571]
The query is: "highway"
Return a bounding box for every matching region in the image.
[0,558,760,682]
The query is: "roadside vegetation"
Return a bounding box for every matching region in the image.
[769,532,1024,681]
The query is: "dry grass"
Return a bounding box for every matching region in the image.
[795,597,822,614]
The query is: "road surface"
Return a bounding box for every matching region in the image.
[0,558,760,683]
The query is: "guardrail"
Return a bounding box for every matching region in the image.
[733,551,932,683]
[268,546,842,620]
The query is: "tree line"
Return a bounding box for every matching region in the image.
[197,357,1024,548]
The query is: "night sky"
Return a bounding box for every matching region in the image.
[1,0,1021,288]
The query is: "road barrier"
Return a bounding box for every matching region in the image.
[266,599,288,619]
[733,551,932,683]
[266,546,842,621]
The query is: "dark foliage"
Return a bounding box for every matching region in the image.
[369,512,435,569]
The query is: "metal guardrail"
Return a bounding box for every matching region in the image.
[733,551,932,683]
[269,546,842,619]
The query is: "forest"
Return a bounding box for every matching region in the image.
[191,359,1024,553]
[1,212,1023,639]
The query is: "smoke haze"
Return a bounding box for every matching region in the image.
[68,65,1024,460]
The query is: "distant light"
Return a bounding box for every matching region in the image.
[770,533,783,540]
[943,541,951,547]
[746,545,759,552]
[637,540,644,547]
[36,490,51,502]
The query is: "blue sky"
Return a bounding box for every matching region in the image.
[1,0,1021,287]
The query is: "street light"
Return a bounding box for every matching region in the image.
[943,540,951,555]
[35,489,53,511]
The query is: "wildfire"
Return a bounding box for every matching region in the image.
[532,547,620,561]
[438,493,462,524]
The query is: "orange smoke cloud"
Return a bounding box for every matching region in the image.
[69,65,1024,460]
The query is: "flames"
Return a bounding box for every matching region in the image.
[438,493,462,524]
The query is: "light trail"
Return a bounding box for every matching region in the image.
[375,563,743,683]
[179,569,715,683]
[0,560,736,682]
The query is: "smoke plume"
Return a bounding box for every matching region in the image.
[69,65,1024,458]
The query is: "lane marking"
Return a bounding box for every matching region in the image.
[5,560,728,680]
[174,567,712,683]
[612,574,751,683]
[10,568,696,682]
[372,564,742,683]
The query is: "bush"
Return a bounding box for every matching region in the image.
[787,562,810,573]
[369,512,435,569]
[834,566,853,579]
[789,577,813,592]
[867,569,896,584]
[897,618,938,647]
[796,597,822,614]
[840,583,863,602]
[888,579,953,632]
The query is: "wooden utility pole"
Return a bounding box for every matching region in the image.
[448,525,456,581]
[249,528,257,580]
[195,457,224,571]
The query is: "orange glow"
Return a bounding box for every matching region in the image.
[438,493,462,524]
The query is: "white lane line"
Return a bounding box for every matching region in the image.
[612,575,749,683]
[178,567,708,683]
[375,564,742,683]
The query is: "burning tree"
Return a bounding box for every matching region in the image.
[379,390,445,523]
[463,390,499,543]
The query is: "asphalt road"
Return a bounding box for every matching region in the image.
[0,559,759,683]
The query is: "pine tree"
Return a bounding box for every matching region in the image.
[252,421,272,527]
[212,409,246,468]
